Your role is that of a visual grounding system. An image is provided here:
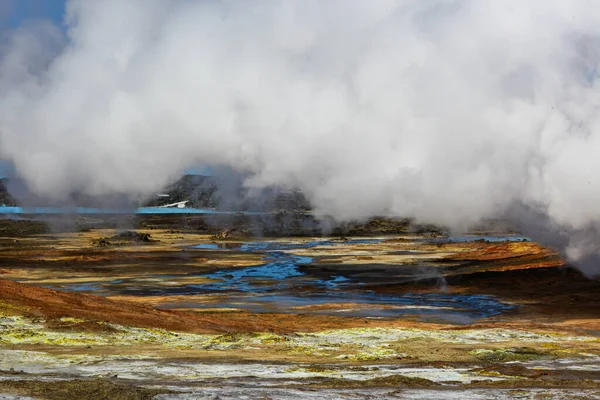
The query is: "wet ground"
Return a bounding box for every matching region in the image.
[16,236,525,323]
[0,222,598,399]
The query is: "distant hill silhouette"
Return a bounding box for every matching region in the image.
[0,179,18,206]
[0,174,311,212]
[143,174,311,212]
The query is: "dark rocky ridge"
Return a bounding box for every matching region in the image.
[0,179,17,206]
[0,174,311,213]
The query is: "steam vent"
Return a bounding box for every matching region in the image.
[2,1,600,399]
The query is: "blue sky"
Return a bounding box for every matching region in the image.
[0,1,66,178]
[0,0,214,179]
[0,160,15,179]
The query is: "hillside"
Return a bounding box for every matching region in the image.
[0,179,17,206]
[142,174,311,212]
[0,175,312,212]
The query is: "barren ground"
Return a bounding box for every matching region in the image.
[1,217,599,399]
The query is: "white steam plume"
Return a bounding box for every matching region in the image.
[2,0,600,274]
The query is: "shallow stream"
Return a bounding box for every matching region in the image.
[38,236,521,323]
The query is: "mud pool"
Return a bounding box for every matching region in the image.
[32,237,518,323]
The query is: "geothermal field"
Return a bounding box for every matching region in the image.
[4,0,600,399]
[1,209,600,399]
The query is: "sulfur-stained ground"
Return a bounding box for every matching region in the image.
[1,219,600,399]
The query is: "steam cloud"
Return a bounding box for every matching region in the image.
[2,0,600,274]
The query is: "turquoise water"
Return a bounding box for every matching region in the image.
[192,243,223,250]
[0,206,266,215]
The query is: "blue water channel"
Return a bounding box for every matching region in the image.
[194,239,381,292]
[182,238,516,322]
[0,206,267,215]
[38,236,519,322]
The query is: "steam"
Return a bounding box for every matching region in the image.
[2,0,600,274]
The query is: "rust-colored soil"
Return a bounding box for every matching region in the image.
[1,229,600,335]
[0,278,444,333]
[442,241,565,271]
